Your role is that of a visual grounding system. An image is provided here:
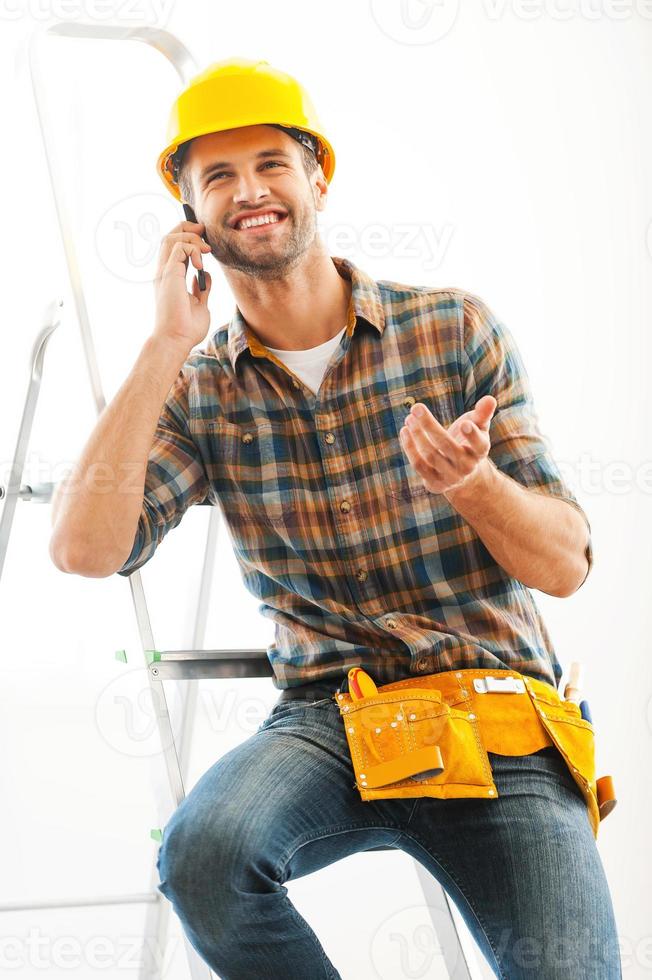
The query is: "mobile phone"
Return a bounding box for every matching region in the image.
[182,202,206,291]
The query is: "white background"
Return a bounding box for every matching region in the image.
[0,1,650,977]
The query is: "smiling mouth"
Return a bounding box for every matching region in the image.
[232,213,289,233]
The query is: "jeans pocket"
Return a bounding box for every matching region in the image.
[257,698,319,733]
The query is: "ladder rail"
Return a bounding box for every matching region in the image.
[0,301,62,581]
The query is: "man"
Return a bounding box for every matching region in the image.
[50,59,620,978]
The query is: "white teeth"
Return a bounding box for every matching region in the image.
[237,212,283,230]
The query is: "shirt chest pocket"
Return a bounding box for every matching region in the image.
[202,419,298,528]
[364,382,460,513]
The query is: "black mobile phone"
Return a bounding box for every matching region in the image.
[182,202,206,291]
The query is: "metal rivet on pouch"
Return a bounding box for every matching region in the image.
[360,773,366,778]
[348,727,354,734]
[361,781,367,786]
[540,711,546,719]
[456,672,462,678]
[396,714,403,721]
[391,721,397,727]
[375,727,382,733]
[343,705,349,712]
[409,714,416,720]
[488,790,495,796]
[468,713,476,720]
[572,767,578,773]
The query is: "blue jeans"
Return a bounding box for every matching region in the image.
[156,695,621,979]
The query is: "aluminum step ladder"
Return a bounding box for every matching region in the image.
[0,20,475,979]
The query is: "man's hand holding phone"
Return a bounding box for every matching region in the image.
[152,217,213,353]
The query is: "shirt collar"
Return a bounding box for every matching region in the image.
[227,255,386,374]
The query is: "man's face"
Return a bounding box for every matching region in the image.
[185,125,326,279]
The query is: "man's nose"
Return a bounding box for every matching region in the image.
[232,172,272,205]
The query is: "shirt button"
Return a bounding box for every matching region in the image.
[416,657,432,672]
[386,617,398,629]
[355,569,368,582]
[402,396,416,409]
[325,433,335,444]
[242,432,254,445]
[340,500,351,513]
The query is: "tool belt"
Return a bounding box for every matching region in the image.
[332,667,614,840]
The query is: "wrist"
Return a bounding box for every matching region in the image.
[443,455,498,508]
[145,332,194,362]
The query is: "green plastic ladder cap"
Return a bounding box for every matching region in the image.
[145,650,162,664]
[150,828,163,842]
[115,650,128,663]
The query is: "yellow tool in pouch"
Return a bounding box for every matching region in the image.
[333,667,615,840]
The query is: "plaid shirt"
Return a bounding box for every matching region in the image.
[118,255,593,691]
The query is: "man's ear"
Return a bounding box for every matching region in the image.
[312,168,328,213]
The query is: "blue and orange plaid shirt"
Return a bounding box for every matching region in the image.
[118,255,593,691]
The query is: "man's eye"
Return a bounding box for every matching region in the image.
[208,161,282,183]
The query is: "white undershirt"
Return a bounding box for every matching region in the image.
[265,324,348,395]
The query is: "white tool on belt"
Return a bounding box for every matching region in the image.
[473,676,526,694]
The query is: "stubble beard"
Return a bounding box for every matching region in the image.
[205,203,318,282]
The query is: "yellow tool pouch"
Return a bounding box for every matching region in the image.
[333,667,606,839]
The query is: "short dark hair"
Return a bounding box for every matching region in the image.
[173,128,320,206]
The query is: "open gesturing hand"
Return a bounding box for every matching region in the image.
[399,394,497,495]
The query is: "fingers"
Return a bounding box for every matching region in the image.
[156,227,211,275]
[459,420,487,452]
[400,426,447,489]
[166,232,211,251]
[163,234,211,261]
[402,425,467,478]
[177,219,206,235]
[159,240,206,280]
[408,410,462,464]
[471,395,498,428]
[408,405,490,460]
[476,394,497,410]
[402,413,456,466]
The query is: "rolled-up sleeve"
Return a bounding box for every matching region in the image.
[116,365,210,577]
[459,293,593,586]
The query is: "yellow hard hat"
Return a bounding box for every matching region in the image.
[157,57,336,200]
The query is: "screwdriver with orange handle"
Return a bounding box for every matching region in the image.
[348,667,378,700]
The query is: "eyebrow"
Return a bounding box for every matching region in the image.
[198,149,294,184]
